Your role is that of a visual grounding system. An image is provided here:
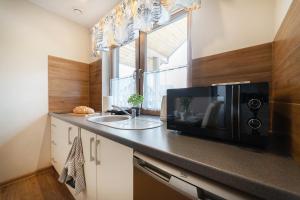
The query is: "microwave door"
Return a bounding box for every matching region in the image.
[206,85,234,140]
[167,86,234,140]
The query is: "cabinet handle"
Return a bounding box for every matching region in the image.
[96,139,101,165]
[68,127,72,145]
[90,137,95,161]
[51,140,56,145]
[51,124,56,127]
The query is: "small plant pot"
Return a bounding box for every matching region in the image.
[131,107,141,116]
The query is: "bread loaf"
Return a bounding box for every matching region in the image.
[73,106,95,114]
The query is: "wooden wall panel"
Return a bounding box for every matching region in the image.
[272,0,300,163]
[192,43,272,86]
[272,1,300,104]
[89,60,102,111]
[272,102,300,161]
[48,56,89,113]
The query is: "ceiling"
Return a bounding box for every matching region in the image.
[28,0,120,28]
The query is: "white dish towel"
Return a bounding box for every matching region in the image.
[58,136,86,194]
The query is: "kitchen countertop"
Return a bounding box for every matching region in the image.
[49,113,300,200]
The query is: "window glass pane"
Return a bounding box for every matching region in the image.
[146,16,187,72]
[111,41,136,107]
[119,41,136,78]
[111,76,136,107]
[143,15,188,110]
[143,67,187,110]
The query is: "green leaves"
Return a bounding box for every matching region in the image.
[128,94,144,107]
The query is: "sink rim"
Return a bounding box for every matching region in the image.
[86,115,163,130]
[87,115,131,123]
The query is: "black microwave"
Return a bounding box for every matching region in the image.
[167,82,269,147]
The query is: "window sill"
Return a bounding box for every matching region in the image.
[141,109,160,116]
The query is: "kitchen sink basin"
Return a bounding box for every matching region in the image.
[87,115,131,123]
[87,115,163,130]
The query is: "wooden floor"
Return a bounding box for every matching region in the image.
[0,167,74,200]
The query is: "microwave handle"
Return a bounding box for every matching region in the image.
[134,158,201,200]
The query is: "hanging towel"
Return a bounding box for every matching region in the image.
[58,136,86,195]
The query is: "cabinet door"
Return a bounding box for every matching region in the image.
[81,129,97,200]
[50,140,63,173]
[96,135,133,200]
[60,122,79,156]
[50,117,79,173]
[50,122,58,171]
[50,117,66,173]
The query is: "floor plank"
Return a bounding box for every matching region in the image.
[0,167,74,200]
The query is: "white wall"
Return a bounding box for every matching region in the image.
[191,0,291,59]
[0,0,89,183]
[273,0,293,38]
[96,0,292,60]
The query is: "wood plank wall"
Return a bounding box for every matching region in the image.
[272,0,300,163]
[48,56,90,113]
[192,43,273,87]
[89,60,102,111]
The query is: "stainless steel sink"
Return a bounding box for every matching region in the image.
[87,115,131,123]
[87,115,163,130]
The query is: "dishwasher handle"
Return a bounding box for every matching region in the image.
[134,157,201,200]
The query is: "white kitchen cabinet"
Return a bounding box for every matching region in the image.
[96,135,133,200]
[50,122,58,171]
[81,129,133,200]
[50,117,79,173]
[51,117,82,199]
[80,129,97,200]
[51,117,64,172]
[50,117,133,200]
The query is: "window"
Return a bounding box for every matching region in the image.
[143,15,188,110]
[110,12,189,111]
[111,40,136,107]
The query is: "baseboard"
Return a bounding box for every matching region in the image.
[0,165,53,188]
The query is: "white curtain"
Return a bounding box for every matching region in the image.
[92,0,201,53]
[143,66,188,110]
[111,76,136,108]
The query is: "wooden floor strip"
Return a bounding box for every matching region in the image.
[0,167,53,188]
[0,167,74,200]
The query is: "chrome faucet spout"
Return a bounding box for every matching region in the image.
[112,105,133,117]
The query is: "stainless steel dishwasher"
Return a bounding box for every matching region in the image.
[133,152,257,200]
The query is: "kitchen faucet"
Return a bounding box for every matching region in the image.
[112,105,135,118]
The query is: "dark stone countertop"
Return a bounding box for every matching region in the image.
[49,113,300,200]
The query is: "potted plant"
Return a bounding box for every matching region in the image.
[128,94,144,116]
